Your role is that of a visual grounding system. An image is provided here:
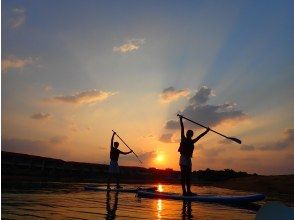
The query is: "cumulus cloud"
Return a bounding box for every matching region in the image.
[30,113,51,120]
[164,120,180,129]
[240,145,255,151]
[49,136,68,145]
[260,129,294,151]
[165,86,246,130]
[113,39,145,53]
[159,87,190,103]
[2,56,37,73]
[9,7,26,29]
[189,86,214,105]
[48,89,116,104]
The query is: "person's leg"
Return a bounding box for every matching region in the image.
[186,166,191,193]
[107,173,111,189]
[180,165,187,195]
[115,172,120,188]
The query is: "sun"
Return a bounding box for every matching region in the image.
[156,154,164,163]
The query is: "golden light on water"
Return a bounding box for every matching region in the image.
[158,184,163,192]
[157,199,162,219]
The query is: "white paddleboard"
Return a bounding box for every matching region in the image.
[137,190,265,203]
[84,185,157,193]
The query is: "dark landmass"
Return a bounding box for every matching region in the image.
[2,151,293,204]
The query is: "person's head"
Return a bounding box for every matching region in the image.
[186,130,194,139]
[114,142,119,148]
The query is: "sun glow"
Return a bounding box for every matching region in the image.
[156,154,164,163]
[158,184,163,192]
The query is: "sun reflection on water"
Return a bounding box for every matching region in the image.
[158,184,163,192]
[157,199,162,219]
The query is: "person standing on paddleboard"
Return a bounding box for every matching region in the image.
[178,115,210,196]
[107,131,132,189]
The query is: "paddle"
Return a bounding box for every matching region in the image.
[177,114,242,144]
[112,130,143,164]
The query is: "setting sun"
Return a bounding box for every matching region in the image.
[156,154,164,163]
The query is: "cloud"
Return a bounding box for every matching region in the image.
[164,120,180,129]
[48,89,116,104]
[260,129,294,151]
[240,145,255,151]
[49,136,68,145]
[189,86,214,105]
[30,113,51,120]
[165,86,246,129]
[9,7,26,29]
[113,39,145,53]
[43,85,53,92]
[159,133,175,143]
[159,87,190,103]
[141,134,155,139]
[202,147,226,157]
[2,56,37,73]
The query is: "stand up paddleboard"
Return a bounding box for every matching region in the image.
[137,190,265,203]
[84,185,157,193]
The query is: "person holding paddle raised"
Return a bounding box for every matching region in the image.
[107,131,133,189]
[178,115,210,196]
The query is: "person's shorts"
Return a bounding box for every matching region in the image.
[179,155,192,167]
[109,160,119,174]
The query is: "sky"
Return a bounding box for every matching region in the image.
[2,0,294,175]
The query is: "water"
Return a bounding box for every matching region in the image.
[2,183,262,219]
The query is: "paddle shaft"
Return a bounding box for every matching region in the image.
[177,114,241,144]
[112,130,142,164]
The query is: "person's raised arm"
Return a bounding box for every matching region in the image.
[193,127,210,143]
[120,150,133,155]
[110,131,116,149]
[179,115,185,139]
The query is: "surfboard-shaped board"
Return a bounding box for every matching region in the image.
[84,185,157,193]
[137,190,265,203]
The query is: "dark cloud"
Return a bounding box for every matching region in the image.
[260,129,294,151]
[165,86,246,130]
[30,113,51,120]
[159,133,174,143]
[240,145,255,151]
[189,86,213,105]
[164,120,180,129]
[159,86,189,102]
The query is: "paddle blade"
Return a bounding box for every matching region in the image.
[228,137,242,144]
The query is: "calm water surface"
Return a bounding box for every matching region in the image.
[2,183,263,219]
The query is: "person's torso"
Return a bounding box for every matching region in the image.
[178,137,194,158]
[110,148,120,161]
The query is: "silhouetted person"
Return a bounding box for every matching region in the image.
[107,131,132,189]
[106,191,118,219]
[178,115,209,196]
